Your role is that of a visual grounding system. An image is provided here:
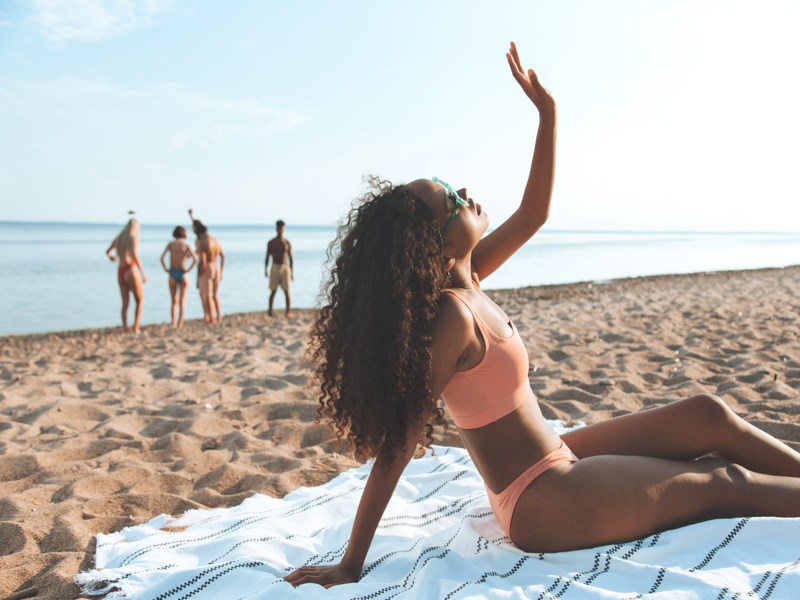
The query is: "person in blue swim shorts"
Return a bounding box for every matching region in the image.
[160,225,198,328]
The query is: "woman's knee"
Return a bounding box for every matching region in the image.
[684,394,737,429]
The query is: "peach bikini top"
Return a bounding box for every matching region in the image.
[440,286,531,429]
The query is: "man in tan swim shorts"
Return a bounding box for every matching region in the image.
[196,224,225,324]
[265,220,294,317]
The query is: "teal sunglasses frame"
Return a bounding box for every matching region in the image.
[432,177,469,235]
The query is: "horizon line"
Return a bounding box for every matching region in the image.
[1,219,800,236]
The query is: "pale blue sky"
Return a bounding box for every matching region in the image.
[1,0,798,230]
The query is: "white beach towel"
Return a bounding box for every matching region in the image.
[76,438,800,599]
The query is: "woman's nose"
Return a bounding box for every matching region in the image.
[458,188,469,202]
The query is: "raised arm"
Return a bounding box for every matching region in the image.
[472,42,557,281]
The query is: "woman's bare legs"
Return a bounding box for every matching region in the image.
[212,279,221,323]
[511,394,800,552]
[124,268,144,334]
[561,394,800,477]
[118,279,130,332]
[168,277,178,327]
[512,453,800,552]
[177,279,187,327]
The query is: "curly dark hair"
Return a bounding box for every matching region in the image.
[309,177,449,461]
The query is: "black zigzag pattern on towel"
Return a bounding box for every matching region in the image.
[117,483,363,566]
[152,560,264,600]
[538,533,662,600]
[208,530,322,566]
[413,469,471,503]
[360,545,452,600]
[110,448,475,573]
[350,509,498,599]
[442,556,533,600]
[361,508,493,581]
[116,563,178,583]
[443,532,657,600]
[428,452,470,475]
[291,498,491,591]
[762,556,800,599]
[715,555,800,600]
[378,494,484,529]
[359,539,424,579]
[647,568,666,594]
[306,539,349,567]
[638,521,748,597]
[690,518,749,571]
[537,543,626,599]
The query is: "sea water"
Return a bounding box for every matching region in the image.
[2,221,799,336]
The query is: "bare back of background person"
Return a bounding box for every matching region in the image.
[159,226,197,328]
[265,220,294,317]
[196,224,225,324]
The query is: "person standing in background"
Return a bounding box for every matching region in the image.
[196,223,225,324]
[106,217,146,334]
[266,220,294,318]
[159,226,197,328]
[188,208,204,288]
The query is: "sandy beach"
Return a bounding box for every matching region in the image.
[1,266,799,599]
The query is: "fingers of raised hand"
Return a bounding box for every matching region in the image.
[506,52,528,86]
[509,41,522,70]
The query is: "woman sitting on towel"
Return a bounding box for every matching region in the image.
[286,42,800,589]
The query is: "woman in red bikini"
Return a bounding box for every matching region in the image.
[106,217,147,333]
[286,43,800,588]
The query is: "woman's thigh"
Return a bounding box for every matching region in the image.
[126,269,143,302]
[560,395,731,461]
[118,280,129,302]
[510,454,751,553]
[561,396,800,477]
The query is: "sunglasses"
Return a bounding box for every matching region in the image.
[432,177,470,235]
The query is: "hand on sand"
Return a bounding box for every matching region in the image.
[284,563,358,589]
[506,41,555,113]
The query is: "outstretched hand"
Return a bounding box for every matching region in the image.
[506,41,555,113]
[284,562,359,589]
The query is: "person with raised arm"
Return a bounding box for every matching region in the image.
[285,42,800,589]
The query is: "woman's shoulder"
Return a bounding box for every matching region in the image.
[436,290,475,337]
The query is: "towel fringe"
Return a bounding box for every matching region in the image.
[73,570,127,598]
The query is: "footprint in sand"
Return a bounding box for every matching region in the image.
[0,522,28,556]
